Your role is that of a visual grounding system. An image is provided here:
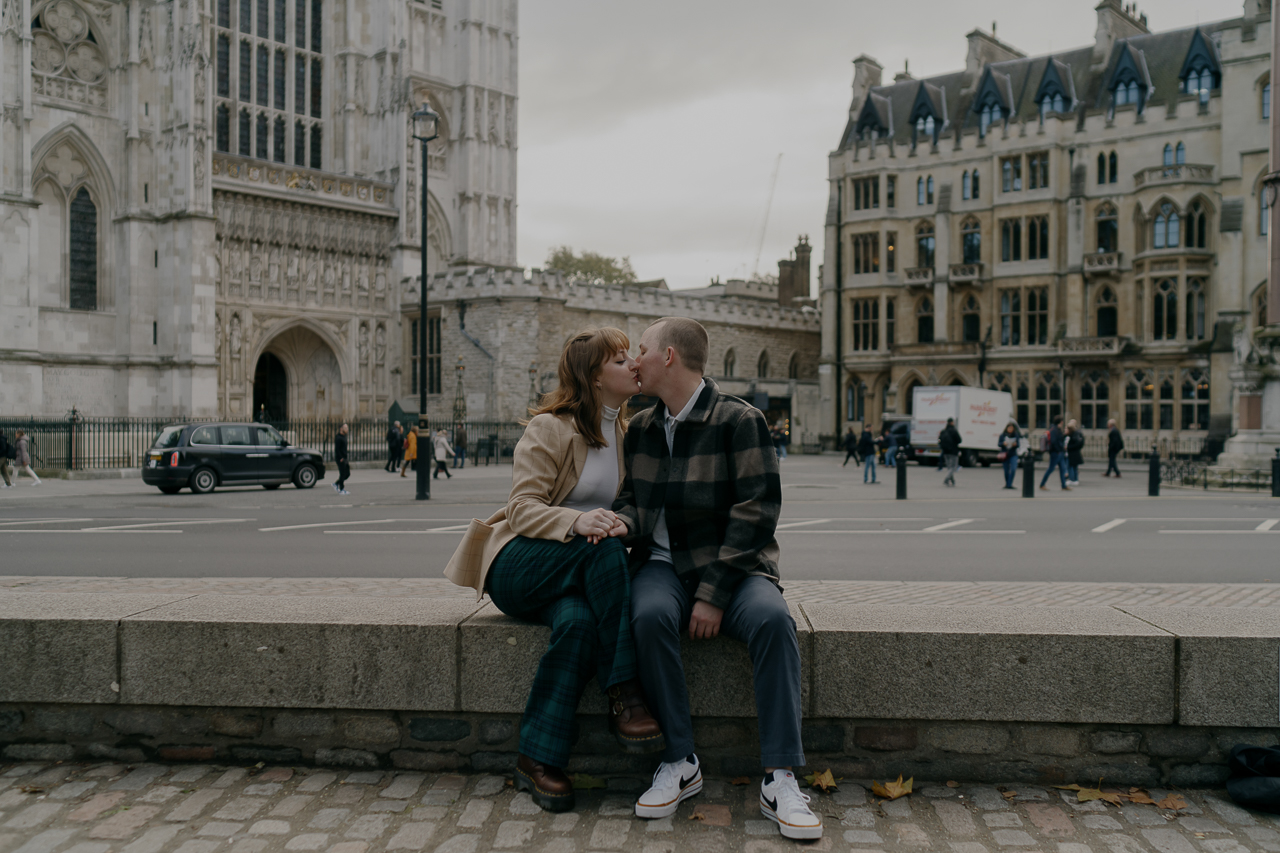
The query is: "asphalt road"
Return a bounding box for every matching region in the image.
[1,455,1276,581]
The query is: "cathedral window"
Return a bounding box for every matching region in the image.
[886,298,895,345]
[960,217,981,264]
[1188,201,1207,249]
[1000,156,1021,192]
[916,177,924,206]
[999,289,1021,346]
[886,176,896,208]
[1264,83,1271,120]
[926,176,934,205]
[1000,218,1021,262]
[1027,215,1049,260]
[962,170,971,200]
[1027,152,1049,189]
[68,188,98,311]
[216,0,323,168]
[1079,371,1110,429]
[915,222,935,268]
[1175,142,1186,164]
[1185,278,1206,341]
[1181,370,1210,430]
[1153,279,1177,341]
[851,298,879,351]
[851,233,879,274]
[916,297,934,343]
[1035,372,1062,429]
[961,295,981,343]
[852,177,878,211]
[723,349,736,378]
[885,231,896,273]
[1027,287,1049,345]
[1126,370,1154,430]
[1097,153,1105,185]
[1109,151,1118,183]
[1096,286,1118,337]
[1153,203,1180,250]
[30,1,109,110]
[757,351,770,379]
[971,169,979,198]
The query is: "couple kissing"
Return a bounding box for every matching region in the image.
[445,317,820,841]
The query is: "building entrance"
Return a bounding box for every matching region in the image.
[253,352,289,421]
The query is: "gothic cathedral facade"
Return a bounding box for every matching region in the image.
[0,0,517,419]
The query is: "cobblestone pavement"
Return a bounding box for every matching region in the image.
[1,762,1275,853]
[4,577,1280,608]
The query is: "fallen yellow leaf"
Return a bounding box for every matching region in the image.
[1127,790,1157,805]
[1157,795,1188,811]
[1002,791,1018,800]
[871,775,913,800]
[803,769,840,793]
[730,776,752,786]
[689,811,706,821]
[570,773,606,790]
[1053,784,1125,806]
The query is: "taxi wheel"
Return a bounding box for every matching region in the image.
[158,486,182,495]
[190,468,217,494]
[293,464,318,489]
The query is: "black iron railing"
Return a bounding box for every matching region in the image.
[0,412,525,470]
[1160,458,1273,491]
[1079,433,1208,460]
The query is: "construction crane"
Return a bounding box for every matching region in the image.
[752,153,783,280]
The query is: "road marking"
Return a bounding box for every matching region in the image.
[1258,519,1280,532]
[324,528,470,535]
[0,530,181,534]
[776,519,832,529]
[1160,530,1280,535]
[922,519,977,532]
[0,518,93,527]
[1093,519,1127,533]
[777,530,1024,535]
[260,519,403,532]
[79,519,253,531]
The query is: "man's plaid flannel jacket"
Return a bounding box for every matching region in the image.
[612,378,782,609]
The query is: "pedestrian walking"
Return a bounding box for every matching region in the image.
[1105,418,1124,477]
[385,421,403,472]
[1039,415,1070,491]
[998,421,1020,489]
[433,429,454,479]
[882,424,897,467]
[858,426,879,484]
[771,422,788,460]
[1065,419,1085,485]
[453,423,467,469]
[12,430,40,486]
[938,418,962,487]
[400,426,417,477]
[0,430,14,488]
[841,426,859,467]
[333,423,350,494]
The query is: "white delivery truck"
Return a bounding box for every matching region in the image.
[909,386,1014,467]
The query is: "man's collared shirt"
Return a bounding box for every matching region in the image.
[648,379,706,565]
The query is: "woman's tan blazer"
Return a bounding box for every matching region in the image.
[444,412,624,600]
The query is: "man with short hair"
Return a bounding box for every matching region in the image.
[938,417,962,487]
[385,421,403,473]
[612,316,821,841]
[1039,415,1070,491]
[334,423,350,495]
[1105,418,1123,478]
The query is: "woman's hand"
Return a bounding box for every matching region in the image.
[573,508,619,544]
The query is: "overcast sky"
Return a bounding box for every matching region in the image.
[516,0,1242,293]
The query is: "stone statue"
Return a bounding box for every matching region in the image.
[375,324,386,364]
[358,323,370,365]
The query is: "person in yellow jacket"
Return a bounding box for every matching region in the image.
[399,426,418,477]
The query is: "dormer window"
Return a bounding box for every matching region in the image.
[1114,81,1141,107]
[1038,93,1066,120]
[915,115,935,140]
[979,103,1000,137]
[1178,30,1220,107]
[1184,66,1215,104]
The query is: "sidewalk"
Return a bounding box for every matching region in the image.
[4,576,1280,608]
[0,761,1272,853]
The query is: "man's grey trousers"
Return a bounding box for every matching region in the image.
[630,559,805,769]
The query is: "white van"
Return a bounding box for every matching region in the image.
[909,386,1014,466]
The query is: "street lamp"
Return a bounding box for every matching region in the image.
[412,102,440,501]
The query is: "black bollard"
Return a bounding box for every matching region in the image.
[1272,449,1280,499]
[1148,448,1161,497]
[896,448,908,500]
[1022,451,1035,498]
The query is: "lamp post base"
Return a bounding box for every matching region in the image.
[416,416,431,500]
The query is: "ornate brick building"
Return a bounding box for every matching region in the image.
[820,0,1273,455]
[0,0,517,419]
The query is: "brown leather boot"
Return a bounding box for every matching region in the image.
[514,754,574,813]
[607,679,666,755]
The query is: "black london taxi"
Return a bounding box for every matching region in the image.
[142,423,326,494]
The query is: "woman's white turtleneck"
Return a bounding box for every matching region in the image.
[561,405,620,513]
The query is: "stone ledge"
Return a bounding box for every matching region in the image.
[0,592,1273,732]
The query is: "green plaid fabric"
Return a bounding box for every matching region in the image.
[486,534,637,768]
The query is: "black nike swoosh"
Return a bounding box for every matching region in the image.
[763,795,778,811]
[680,773,698,790]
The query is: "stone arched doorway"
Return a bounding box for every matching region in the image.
[255,325,345,419]
[253,352,288,421]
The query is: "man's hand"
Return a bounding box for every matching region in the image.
[606,517,629,539]
[688,601,724,640]
[573,508,619,545]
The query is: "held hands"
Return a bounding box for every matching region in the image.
[688,600,724,640]
[573,508,625,545]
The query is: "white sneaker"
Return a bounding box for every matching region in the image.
[339,489,350,495]
[635,754,702,818]
[760,770,823,840]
